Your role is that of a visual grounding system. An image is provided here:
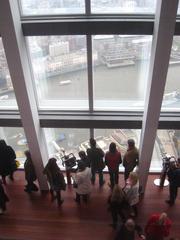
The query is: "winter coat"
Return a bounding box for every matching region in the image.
[44,167,66,191]
[105,151,122,172]
[0,145,16,176]
[87,147,105,171]
[24,158,37,182]
[74,167,91,195]
[145,214,172,240]
[123,147,139,173]
[124,181,139,206]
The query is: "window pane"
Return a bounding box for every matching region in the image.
[0,127,27,168]
[151,130,179,172]
[91,0,157,14]
[20,0,85,15]
[44,128,90,167]
[93,35,152,110]
[27,36,88,110]
[162,36,180,111]
[0,39,17,109]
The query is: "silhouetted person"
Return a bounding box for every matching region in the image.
[123,139,139,181]
[0,181,9,215]
[105,142,122,188]
[24,150,38,193]
[0,139,16,184]
[43,158,66,206]
[87,138,105,187]
[166,160,180,205]
[145,212,172,240]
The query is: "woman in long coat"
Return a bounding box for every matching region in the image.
[24,150,38,193]
[0,140,16,184]
[43,158,66,206]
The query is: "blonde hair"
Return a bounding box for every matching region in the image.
[111,184,125,202]
[129,172,139,185]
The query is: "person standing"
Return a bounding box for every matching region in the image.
[73,161,91,204]
[24,150,38,193]
[105,142,122,188]
[87,138,105,187]
[0,139,17,184]
[43,158,66,206]
[145,212,172,240]
[123,172,139,217]
[115,218,145,240]
[123,139,139,181]
[166,160,180,205]
[108,184,130,229]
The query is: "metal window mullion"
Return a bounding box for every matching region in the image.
[87,35,93,112]
[85,0,91,16]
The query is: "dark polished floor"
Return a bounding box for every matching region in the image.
[0,171,179,240]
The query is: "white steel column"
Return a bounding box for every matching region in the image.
[138,0,179,192]
[0,0,49,190]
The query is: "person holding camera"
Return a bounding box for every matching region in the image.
[166,160,180,205]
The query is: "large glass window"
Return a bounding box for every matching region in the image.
[20,0,85,15]
[91,0,157,14]
[0,127,27,167]
[43,128,90,167]
[27,36,88,110]
[162,36,180,111]
[150,130,179,172]
[0,39,17,109]
[93,35,152,110]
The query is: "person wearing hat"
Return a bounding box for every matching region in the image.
[123,139,139,181]
[73,160,91,204]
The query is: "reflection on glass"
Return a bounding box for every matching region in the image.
[162,36,180,111]
[151,130,180,171]
[44,128,90,167]
[27,36,88,110]
[93,35,152,110]
[20,0,85,15]
[0,39,17,109]
[91,0,157,14]
[0,127,27,167]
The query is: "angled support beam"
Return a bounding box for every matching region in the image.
[0,0,49,190]
[138,0,179,192]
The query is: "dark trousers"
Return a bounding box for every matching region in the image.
[50,189,62,205]
[91,169,104,186]
[109,170,119,188]
[169,183,178,203]
[75,193,88,203]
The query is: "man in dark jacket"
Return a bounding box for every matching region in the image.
[87,138,105,187]
[166,161,180,205]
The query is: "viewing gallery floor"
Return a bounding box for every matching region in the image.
[0,172,180,240]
